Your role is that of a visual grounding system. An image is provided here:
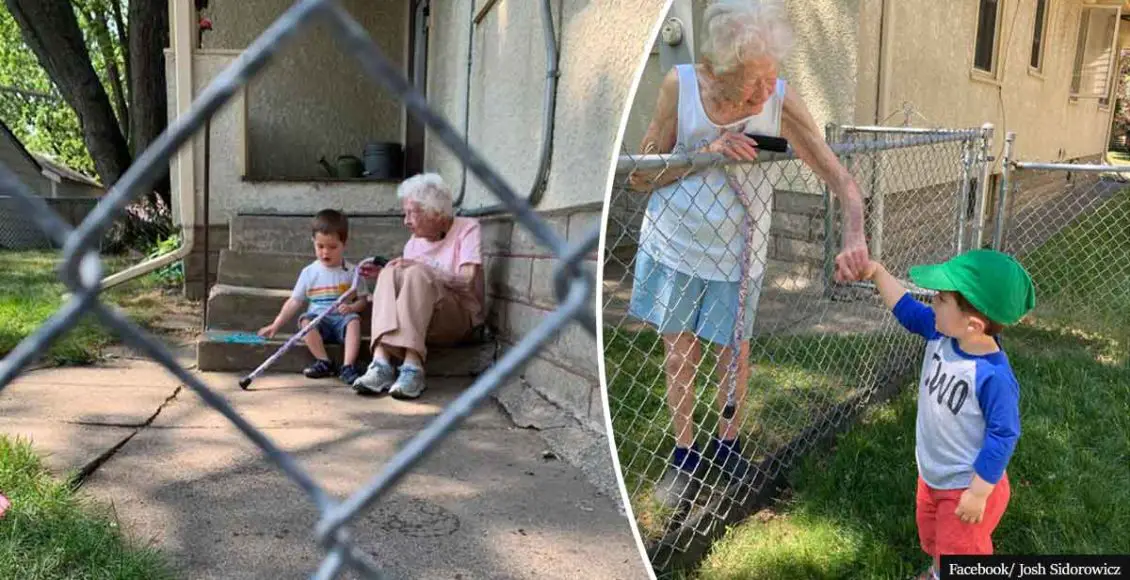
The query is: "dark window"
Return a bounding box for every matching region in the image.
[1030,0,1047,69]
[975,0,1000,72]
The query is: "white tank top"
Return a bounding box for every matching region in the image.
[639,64,785,282]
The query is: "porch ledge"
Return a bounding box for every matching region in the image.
[241,176,403,184]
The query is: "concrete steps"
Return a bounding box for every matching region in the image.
[197,331,496,375]
[205,283,376,333]
[216,250,312,290]
[230,214,410,255]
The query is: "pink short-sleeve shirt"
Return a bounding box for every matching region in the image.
[402,216,484,324]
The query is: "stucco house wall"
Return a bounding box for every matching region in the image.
[878,0,1120,162]
[200,0,409,179]
[422,0,666,495]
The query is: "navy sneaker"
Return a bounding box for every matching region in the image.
[707,438,752,484]
[338,364,362,386]
[653,446,709,512]
[303,358,336,379]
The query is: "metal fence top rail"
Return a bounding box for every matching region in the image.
[842,125,983,136]
[1012,160,1130,173]
[615,130,980,174]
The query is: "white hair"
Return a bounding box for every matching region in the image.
[397,172,454,217]
[699,0,794,75]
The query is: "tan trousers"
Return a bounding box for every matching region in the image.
[369,264,473,361]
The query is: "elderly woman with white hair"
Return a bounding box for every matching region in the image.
[352,173,484,400]
[627,0,870,508]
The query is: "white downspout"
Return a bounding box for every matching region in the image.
[1101,6,1124,155]
[876,0,894,124]
[101,0,197,289]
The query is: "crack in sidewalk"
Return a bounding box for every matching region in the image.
[68,385,183,490]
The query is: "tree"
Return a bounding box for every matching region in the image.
[0,13,90,175]
[1,0,170,205]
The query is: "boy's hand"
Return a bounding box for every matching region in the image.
[336,301,362,315]
[955,489,988,524]
[257,324,278,339]
[835,259,881,283]
[861,260,882,281]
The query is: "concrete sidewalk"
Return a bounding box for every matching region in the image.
[0,359,646,579]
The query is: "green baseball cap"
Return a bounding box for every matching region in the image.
[908,249,1036,325]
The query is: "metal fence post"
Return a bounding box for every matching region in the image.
[955,138,974,253]
[973,123,995,249]
[993,131,1016,251]
[868,135,883,261]
[823,123,840,298]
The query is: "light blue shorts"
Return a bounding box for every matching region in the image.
[298,312,360,345]
[627,251,761,345]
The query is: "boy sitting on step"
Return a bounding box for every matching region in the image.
[258,209,369,385]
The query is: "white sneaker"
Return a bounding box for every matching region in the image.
[352,359,396,395]
[389,364,425,400]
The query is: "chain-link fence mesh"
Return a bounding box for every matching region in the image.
[995,142,1130,364]
[0,1,597,578]
[602,125,990,571]
[0,195,53,249]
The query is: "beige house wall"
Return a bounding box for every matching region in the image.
[0,141,51,198]
[425,0,665,211]
[875,0,1121,162]
[50,180,103,199]
[165,51,401,227]
[200,0,409,179]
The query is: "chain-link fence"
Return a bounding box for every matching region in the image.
[0,1,597,578]
[602,124,992,571]
[994,133,1130,363]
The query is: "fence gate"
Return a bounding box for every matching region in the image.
[994,132,1130,363]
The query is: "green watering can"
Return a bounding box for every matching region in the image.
[318,155,364,178]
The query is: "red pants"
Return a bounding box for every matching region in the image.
[916,474,1010,561]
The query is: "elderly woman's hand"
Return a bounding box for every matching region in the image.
[834,235,870,283]
[703,132,760,162]
[359,262,382,280]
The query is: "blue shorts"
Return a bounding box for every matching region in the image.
[298,312,359,345]
[627,251,761,345]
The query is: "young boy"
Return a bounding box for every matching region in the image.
[862,249,1035,580]
[258,209,369,385]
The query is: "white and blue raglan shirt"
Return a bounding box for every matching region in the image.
[892,293,1022,490]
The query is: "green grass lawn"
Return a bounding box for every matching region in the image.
[679,188,1130,578]
[0,250,176,366]
[605,324,922,541]
[694,324,1130,580]
[0,435,172,579]
[1019,187,1130,357]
